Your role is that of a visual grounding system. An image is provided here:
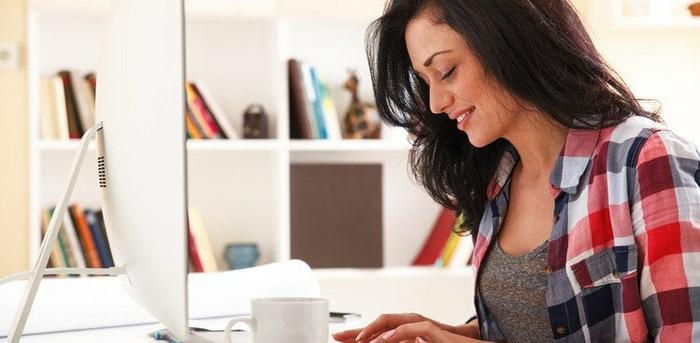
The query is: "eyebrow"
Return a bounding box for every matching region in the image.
[423,49,452,67]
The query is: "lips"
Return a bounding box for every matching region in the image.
[450,107,475,129]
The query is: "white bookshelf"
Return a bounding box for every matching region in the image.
[588,0,700,31]
[26,0,454,274]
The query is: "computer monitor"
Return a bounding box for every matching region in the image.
[96,0,189,340]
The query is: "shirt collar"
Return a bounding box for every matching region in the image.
[548,128,600,196]
[485,128,600,201]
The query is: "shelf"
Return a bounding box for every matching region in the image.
[288,139,411,152]
[36,139,281,152]
[29,0,278,18]
[614,16,700,30]
[29,0,384,20]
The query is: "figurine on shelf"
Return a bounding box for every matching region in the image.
[243,103,269,139]
[342,70,381,139]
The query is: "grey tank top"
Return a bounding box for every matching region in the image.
[478,239,553,343]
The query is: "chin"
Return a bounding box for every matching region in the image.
[465,131,495,148]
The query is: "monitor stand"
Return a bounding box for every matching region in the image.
[5,122,127,343]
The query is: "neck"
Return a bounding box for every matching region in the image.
[504,112,568,181]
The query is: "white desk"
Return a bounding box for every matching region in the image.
[1,267,473,342]
[0,319,359,343]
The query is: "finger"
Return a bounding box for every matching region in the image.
[376,321,446,343]
[332,328,363,341]
[355,313,424,341]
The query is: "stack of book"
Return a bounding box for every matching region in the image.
[40,70,239,140]
[40,204,219,275]
[40,71,97,140]
[411,208,474,268]
[184,81,239,139]
[288,59,342,140]
[40,204,113,273]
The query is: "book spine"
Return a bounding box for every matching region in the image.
[52,76,70,140]
[308,66,328,139]
[187,227,204,273]
[439,232,461,267]
[319,82,342,140]
[40,77,58,139]
[70,204,102,268]
[300,62,320,139]
[42,208,65,269]
[95,210,115,267]
[58,70,84,138]
[188,207,219,272]
[185,110,202,139]
[411,208,456,266]
[287,59,312,139]
[85,209,114,268]
[62,211,88,271]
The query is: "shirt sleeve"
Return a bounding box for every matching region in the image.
[630,129,700,342]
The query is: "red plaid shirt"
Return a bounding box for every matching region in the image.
[471,116,700,342]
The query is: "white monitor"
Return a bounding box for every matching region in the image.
[96,0,189,340]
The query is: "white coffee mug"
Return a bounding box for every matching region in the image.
[224,297,329,343]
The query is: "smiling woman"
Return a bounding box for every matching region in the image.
[329,0,700,343]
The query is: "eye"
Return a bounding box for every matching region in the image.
[441,65,457,80]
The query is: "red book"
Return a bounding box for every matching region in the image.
[69,204,103,268]
[411,208,456,266]
[187,225,204,273]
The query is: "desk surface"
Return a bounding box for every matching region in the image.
[0,318,359,343]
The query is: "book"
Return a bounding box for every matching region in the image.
[188,207,219,272]
[185,109,203,139]
[52,208,77,269]
[447,233,474,268]
[95,210,114,267]
[84,72,97,97]
[319,82,342,140]
[85,209,114,268]
[191,81,239,139]
[71,72,95,131]
[300,62,322,138]
[41,209,65,269]
[62,211,88,272]
[187,226,205,273]
[40,77,58,139]
[57,70,84,138]
[411,208,456,266]
[186,82,220,139]
[290,164,383,268]
[69,204,102,268]
[51,76,70,140]
[288,59,313,139]
[436,232,461,267]
[308,65,328,139]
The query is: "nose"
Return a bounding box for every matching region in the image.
[429,84,452,115]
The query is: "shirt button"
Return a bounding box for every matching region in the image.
[553,214,560,223]
[612,271,620,278]
[544,265,554,274]
[555,325,567,335]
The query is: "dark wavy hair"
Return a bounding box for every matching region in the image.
[366,0,660,235]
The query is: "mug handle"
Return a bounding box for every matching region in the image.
[224,317,256,343]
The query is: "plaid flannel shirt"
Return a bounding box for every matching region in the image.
[470,116,700,342]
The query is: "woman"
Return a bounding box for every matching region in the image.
[333,0,700,342]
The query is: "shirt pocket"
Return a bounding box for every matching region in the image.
[570,245,638,289]
[569,245,642,342]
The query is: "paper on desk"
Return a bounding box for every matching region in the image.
[0,260,320,337]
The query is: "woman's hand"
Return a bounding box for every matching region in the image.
[332,312,485,343]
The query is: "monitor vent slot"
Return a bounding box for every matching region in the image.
[98,155,106,188]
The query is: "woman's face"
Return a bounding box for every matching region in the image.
[405,13,522,147]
